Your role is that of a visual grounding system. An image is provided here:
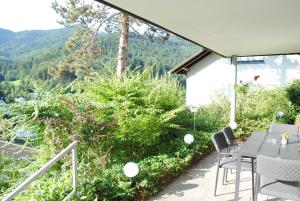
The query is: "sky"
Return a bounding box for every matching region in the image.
[0,0,146,33]
[0,0,64,32]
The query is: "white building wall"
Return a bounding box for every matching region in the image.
[237,55,300,88]
[186,53,232,107]
[186,54,300,106]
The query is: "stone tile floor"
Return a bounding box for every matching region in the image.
[0,140,34,159]
[150,152,288,201]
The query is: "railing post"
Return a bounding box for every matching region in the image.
[72,146,77,198]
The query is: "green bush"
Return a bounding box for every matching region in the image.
[4,69,297,200]
[94,131,212,201]
[0,155,33,196]
[192,85,297,140]
[195,94,230,132]
[294,114,300,127]
[13,168,73,201]
[286,79,300,110]
[235,87,296,139]
[83,69,186,157]
[0,68,212,200]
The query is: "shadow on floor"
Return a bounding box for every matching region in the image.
[216,188,251,197]
[149,151,259,201]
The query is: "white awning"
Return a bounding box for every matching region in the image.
[97,0,300,57]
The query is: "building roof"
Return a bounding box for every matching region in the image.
[170,49,212,74]
[96,0,300,57]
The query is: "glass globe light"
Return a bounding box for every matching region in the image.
[229,122,237,129]
[189,106,198,113]
[123,162,139,178]
[276,111,284,118]
[184,134,194,145]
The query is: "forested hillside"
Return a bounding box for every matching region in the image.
[0,28,73,58]
[0,27,200,102]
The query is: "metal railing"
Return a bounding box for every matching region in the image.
[2,141,78,201]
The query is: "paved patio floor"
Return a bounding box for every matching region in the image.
[0,140,34,159]
[150,152,287,201]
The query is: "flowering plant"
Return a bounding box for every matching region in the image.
[281,132,289,140]
[234,75,260,95]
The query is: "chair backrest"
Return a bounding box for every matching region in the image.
[222,127,235,146]
[211,131,228,153]
[257,155,300,182]
[269,123,299,135]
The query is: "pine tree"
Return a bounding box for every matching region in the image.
[52,0,169,79]
[117,12,129,77]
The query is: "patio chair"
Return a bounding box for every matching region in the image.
[211,131,252,196]
[222,127,241,150]
[269,123,299,135]
[222,126,251,176]
[255,155,300,201]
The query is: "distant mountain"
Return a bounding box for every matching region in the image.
[0,27,200,72]
[0,28,14,44]
[0,27,200,102]
[0,28,73,58]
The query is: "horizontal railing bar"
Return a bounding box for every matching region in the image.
[2,141,78,201]
[62,189,76,201]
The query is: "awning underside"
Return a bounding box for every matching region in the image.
[97,0,300,57]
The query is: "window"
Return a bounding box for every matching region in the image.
[237,56,265,64]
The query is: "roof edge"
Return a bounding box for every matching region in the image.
[95,0,225,58]
[170,49,212,74]
[96,1,300,58]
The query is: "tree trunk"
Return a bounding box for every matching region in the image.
[117,12,129,78]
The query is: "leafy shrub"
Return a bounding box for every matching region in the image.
[95,131,212,201]
[234,118,270,140]
[235,87,296,139]
[294,114,300,127]
[6,68,297,200]
[286,79,300,110]
[192,85,297,140]
[0,68,211,200]
[83,69,186,156]
[13,167,73,201]
[194,94,230,132]
[0,155,33,197]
